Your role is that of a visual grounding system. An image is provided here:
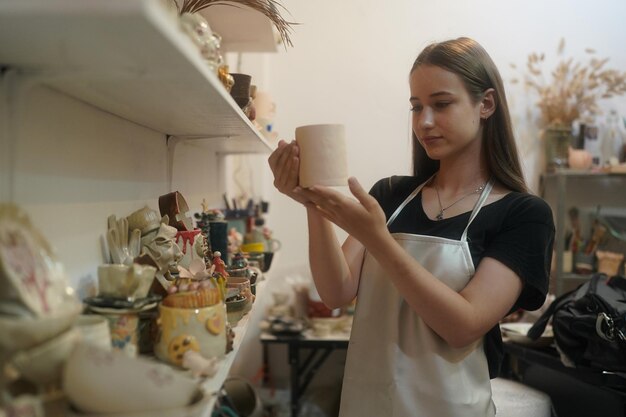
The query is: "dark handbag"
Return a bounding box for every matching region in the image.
[527,273,626,371]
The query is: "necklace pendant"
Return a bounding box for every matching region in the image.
[436,211,444,221]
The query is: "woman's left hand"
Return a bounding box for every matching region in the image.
[294,177,387,245]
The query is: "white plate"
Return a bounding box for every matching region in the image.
[0,204,79,317]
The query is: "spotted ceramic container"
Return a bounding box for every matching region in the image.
[155,303,227,367]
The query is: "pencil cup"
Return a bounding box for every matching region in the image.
[295,124,348,188]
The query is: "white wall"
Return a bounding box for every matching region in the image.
[1,77,225,297]
[232,0,626,275]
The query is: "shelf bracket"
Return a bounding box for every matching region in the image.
[166,135,183,193]
[0,69,39,203]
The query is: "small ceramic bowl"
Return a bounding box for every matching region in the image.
[11,327,80,385]
[0,301,81,356]
[63,343,201,414]
[75,314,111,352]
[98,264,156,300]
[226,295,248,326]
[227,277,253,314]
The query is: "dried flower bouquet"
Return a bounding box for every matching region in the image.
[512,39,626,128]
[176,0,296,47]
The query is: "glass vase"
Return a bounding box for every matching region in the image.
[544,125,572,170]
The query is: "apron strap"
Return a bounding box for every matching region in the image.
[386,175,435,226]
[387,175,495,243]
[460,178,495,242]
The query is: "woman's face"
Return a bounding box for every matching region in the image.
[409,64,484,162]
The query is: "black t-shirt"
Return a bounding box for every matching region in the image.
[369,175,555,378]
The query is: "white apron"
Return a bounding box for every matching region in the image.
[339,178,496,417]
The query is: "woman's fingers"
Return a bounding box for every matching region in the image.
[268,139,288,169]
[280,147,299,188]
[348,177,377,210]
[295,186,344,212]
[269,140,299,192]
[268,141,313,205]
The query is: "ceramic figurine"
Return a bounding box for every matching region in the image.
[175,229,207,270]
[212,251,229,277]
[140,221,183,283]
[106,214,142,265]
[218,65,235,92]
[181,350,218,378]
[126,206,162,237]
[211,251,228,300]
[170,259,212,294]
[196,209,229,265]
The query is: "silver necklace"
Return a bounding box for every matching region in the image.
[433,177,488,221]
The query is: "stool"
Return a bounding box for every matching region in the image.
[491,377,553,417]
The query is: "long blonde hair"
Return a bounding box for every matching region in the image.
[410,37,527,193]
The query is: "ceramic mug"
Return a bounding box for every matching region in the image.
[295,124,348,188]
[75,314,111,351]
[241,242,264,253]
[230,73,252,108]
[97,263,156,300]
[568,147,593,170]
[266,238,281,252]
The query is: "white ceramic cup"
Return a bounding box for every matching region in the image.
[295,124,348,188]
[75,314,111,352]
[97,263,156,300]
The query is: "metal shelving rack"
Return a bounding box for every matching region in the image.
[540,170,626,295]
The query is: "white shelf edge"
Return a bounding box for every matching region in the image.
[0,0,272,154]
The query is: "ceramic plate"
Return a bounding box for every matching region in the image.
[83,294,161,311]
[0,204,79,317]
[85,302,158,315]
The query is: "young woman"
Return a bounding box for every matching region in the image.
[268,37,555,417]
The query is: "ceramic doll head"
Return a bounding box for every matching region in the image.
[140,222,183,280]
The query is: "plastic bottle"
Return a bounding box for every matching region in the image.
[583,122,602,166]
[600,110,625,165]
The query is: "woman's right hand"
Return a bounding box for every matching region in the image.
[268,139,311,205]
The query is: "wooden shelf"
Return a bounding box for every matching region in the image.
[0,0,272,154]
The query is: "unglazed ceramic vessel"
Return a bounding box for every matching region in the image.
[295,124,348,188]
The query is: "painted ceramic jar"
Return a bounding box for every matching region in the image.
[155,303,227,367]
[102,311,140,357]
